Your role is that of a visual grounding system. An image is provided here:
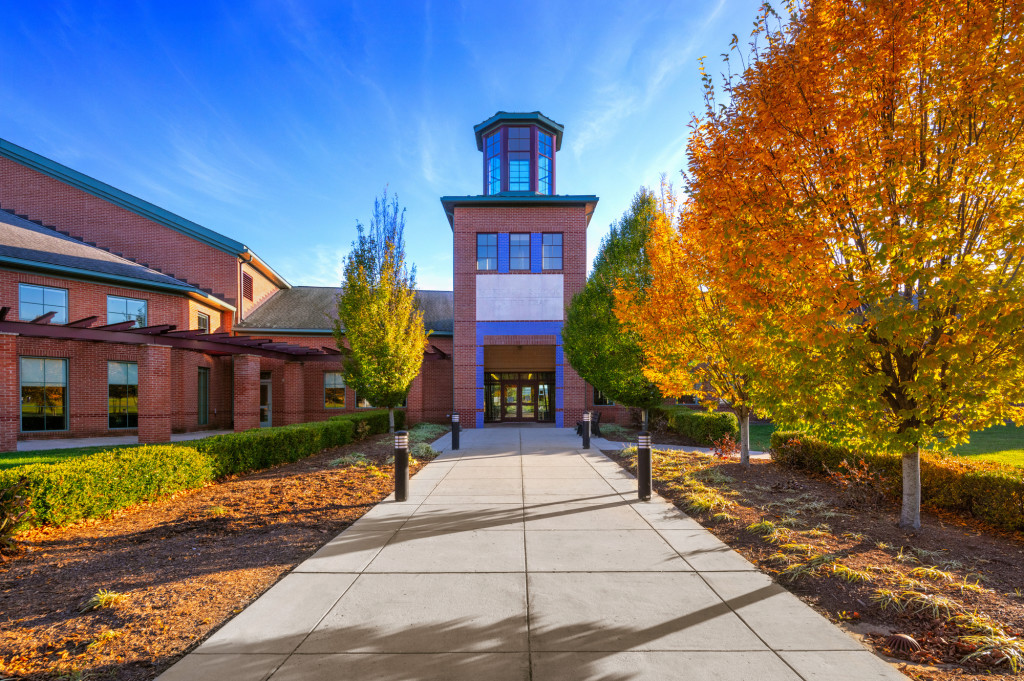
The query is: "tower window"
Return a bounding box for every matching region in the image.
[538,132,553,195]
[477,233,498,270]
[509,234,530,270]
[485,132,501,195]
[542,233,563,270]
[507,127,531,191]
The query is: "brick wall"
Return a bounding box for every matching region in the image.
[232,354,261,431]
[138,344,171,443]
[240,262,281,319]
[0,334,17,451]
[0,156,242,304]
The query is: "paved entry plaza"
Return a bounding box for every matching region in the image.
[160,427,903,681]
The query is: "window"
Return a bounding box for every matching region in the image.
[507,127,531,191]
[198,367,210,426]
[542,233,563,270]
[594,388,615,406]
[509,233,530,270]
[19,284,67,323]
[21,357,67,432]
[107,295,147,326]
[485,132,501,195]
[108,361,138,429]
[197,312,210,334]
[538,132,553,195]
[356,394,407,408]
[242,272,254,301]
[476,233,497,270]
[324,372,346,409]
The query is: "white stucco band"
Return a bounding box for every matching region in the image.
[476,274,564,321]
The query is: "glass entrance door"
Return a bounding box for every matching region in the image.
[501,380,537,422]
[484,372,557,423]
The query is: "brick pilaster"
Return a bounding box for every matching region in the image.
[138,344,172,444]
[0,334,19,452]
[233,354,261,432]
[280,361,305,425]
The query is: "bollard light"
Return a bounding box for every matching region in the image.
[451,413,460,451]
[582,411,591,450]
[637,431,652,501]
[394,430,409,502]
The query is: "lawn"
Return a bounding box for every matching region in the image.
[0,444,134,470]
[748,421,1023,468]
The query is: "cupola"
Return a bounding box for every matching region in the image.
[473,111,563,196]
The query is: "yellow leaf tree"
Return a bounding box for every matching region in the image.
[681,0,1024,529]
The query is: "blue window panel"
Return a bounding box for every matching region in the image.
[497,233,509,273]
[476,388,484,409]
[475,345,484,365]
[555,386,564,409]
[556,411,564,428]
[476,411,484,428]
[530,233,542,273]
[476,366,484,388]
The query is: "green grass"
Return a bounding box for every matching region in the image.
[749,423,776,452]
[0,445,135,470]
[949,424,1024,468]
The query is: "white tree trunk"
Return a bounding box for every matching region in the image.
[389,407,395,434]
[900,447,922,530]
[739,410,750,468]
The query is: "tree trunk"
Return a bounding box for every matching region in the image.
[389,407,395,434]
[738,408,750,468]
[899,446,922,531]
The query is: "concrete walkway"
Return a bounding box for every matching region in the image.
[159,427,901,681]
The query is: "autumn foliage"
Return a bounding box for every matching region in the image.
[638,0,1024,528]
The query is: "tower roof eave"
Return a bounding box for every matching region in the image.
[439,194,599,230]
[473,112,565,151]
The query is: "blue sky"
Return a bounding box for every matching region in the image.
[1,0,763,291]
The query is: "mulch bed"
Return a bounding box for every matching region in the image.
[0,433,430,681]
[605,448,1024,680]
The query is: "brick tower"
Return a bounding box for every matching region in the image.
[441,112,599,428]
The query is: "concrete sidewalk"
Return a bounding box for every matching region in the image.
[159,427,902,681]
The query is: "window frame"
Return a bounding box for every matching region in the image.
[485,131,501,195]
[538,132,554,195]
[197,312,210,334]
[542,233,563,270]
[507,127,532,191]
[20,356,68,433]
[324,371,346,409]
[107,360,139,430]
[106,295,148,327]
[18,283,68,324]
[476,233,498,271]
[509,233,531,271]
[593,388,615,406]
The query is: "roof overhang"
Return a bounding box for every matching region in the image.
[0,257,236,313]
[439,194,599,230]
[473,112,565,151]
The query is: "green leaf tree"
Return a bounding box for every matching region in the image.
[334,189,428,433]
[563,189,663,428]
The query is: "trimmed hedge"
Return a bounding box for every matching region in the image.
[770,430,1024,532]
[0,410,403,530]
[655,406,739,446]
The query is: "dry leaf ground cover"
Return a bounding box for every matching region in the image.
[0,427,446,681]
[607,447,1024,680]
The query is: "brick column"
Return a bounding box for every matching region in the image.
[138,344,172,444]
[0,334,19,452]
[280,362,305,425]
[233,354,261,432]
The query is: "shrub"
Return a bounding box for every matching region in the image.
[0,444,215,527]
[2,410,404,531]
[0,477,31,551]
[770,431,1024,532]
[654,406,739,446]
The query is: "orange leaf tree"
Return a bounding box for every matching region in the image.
[680,0,1024,528]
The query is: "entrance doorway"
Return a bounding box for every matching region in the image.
[259,377,272,427]
[485,372,555,423]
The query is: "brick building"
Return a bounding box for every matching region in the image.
[0,111,626,449]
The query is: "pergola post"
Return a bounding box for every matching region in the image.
[233,354,261,432]
[138,344,172,444]
[281,361,305,425]
[0,333,19,452]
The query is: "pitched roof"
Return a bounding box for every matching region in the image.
[0,209,223,296]
[0,136,289,288]
[235,286,454,335]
